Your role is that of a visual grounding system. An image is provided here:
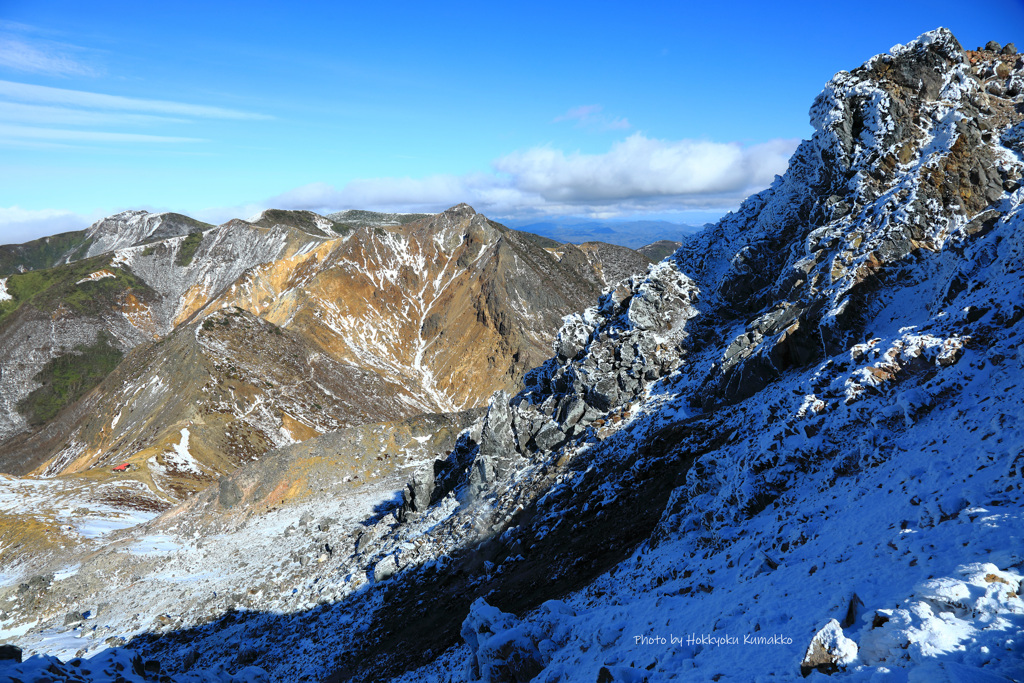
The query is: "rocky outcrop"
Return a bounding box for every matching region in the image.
[512,258,698,439]
[423,258,699,504]
[669,28,1024,406]
[468,391,522,498]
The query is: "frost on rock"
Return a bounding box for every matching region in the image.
[462,599,575,683]
[859,563,1024,669]
[800,619,858,676]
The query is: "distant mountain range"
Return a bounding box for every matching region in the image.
[498,217,703,249]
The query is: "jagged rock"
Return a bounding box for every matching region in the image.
[236,646,259,666]
[555,319,592,360]
[588,377,620,411]
[469,391,525,496]
[400,467,435,520]
[1003,42,1018,55]
[556,397,586,428]
[800,619,858,677]
[480,392,516,465]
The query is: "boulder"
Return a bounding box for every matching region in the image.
[588,377,619,411]
[479,391,517,470]
[411,468,434,511]
[0,644,21,663]
[235,646,259,667]
[985,40,1002,52]
[800,619,858,677]
[374,555,398,583]
[218,477,243,509]
[556,397,586,428]
[555,320,592,360]
[533,421,567,453]
[182,649,199,670]
[462,599,546,683]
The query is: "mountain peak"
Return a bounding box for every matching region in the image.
[439,202,477,218]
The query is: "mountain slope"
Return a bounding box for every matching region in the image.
[0,218,325,457]
[0,205,654,503]
[198,205,636,412]
[0,230,91,278]
[4,27,1022,683]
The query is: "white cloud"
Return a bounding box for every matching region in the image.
[553,104,630,131]
[0,206,92,244]
[263,133,800,218]
[0,80,271,120]
[495,133,796,202]
[0,36,98,77]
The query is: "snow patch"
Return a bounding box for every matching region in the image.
[75,269,116,285]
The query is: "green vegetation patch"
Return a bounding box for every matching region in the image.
[0,255,155,329]
[175,231,204,267]
[0,230,92,278]
[329,210,430,235]
[17,331,123,426]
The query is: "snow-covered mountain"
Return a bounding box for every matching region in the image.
[2,27,1024,683]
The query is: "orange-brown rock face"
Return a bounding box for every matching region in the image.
[211,204,637,412]
[1,204,651,502]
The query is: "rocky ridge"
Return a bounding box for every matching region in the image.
[1,28,1023,683]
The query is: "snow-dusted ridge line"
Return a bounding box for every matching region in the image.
[2,28,1024,683]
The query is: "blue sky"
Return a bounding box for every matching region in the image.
[1,0,1023,242]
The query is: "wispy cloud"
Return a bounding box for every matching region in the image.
[553,104,631,131]
[0,102,190,127]
[0,80,271,120]
[0,36,98,77]
[0,124,203,144]
[261,133,800,218]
